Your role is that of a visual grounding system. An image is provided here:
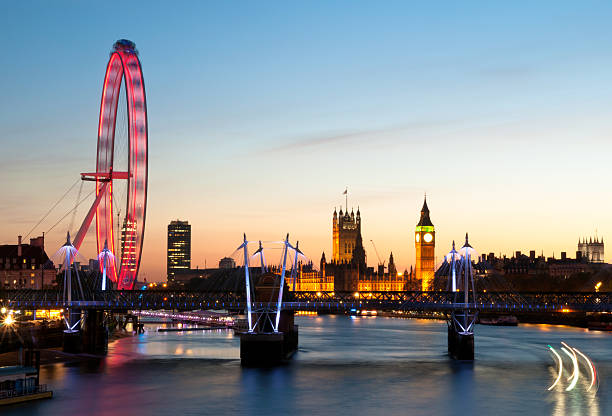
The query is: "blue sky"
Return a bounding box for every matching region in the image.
[2,1,612,279]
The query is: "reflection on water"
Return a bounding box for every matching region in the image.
[2,317,610,416]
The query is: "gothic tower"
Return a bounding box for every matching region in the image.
[320,252,326,277]
[415,196,435,290]
[578,236,605,263]
[332,206,361,263]
[388,252,397,277]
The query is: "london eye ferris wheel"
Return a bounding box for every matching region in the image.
[73,39,148,290]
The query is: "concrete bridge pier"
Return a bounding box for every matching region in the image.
[240,310,298,367]
[63,309,109,354]
[82,310,109,355]
[445,235,477,361]
[447,324,474,361]
[62,308,82,353]
[122,313,144,333]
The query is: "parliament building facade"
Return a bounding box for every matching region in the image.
[293,199,436,292]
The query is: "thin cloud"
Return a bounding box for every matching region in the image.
[268,120,461,153]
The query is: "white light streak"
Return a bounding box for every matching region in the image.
[561,345,579,391]
[572,347,596,392]
[547,345,564,391]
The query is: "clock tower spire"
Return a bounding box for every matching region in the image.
[415,194,435,290]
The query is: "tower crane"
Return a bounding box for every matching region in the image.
[370,240,385,267]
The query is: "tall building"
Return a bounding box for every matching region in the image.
[332,207,361,263]
[578,237,604,263]
[415,196,435,291]
[167,220,191,281]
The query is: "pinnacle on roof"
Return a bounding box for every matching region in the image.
[462,233,472,249]
[63,231,72,247]
[417,195,434,227]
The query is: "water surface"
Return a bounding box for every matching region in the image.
[4,316,610,415]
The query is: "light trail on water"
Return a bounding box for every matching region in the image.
[547,342,597,394]
[547,345,564,391]
[560,343,579,391]
[572,347,597,392]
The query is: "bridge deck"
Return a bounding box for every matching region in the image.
[0,290,610,313]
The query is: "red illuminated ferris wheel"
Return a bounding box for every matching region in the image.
[73,39,148,290]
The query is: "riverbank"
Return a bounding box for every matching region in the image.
[367,310,612,330]
[0,330,135,367]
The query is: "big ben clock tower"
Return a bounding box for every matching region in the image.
[415,195,435,291]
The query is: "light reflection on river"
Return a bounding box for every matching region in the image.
[3,316,610,415]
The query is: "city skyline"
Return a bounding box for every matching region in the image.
[1,3,611,414]
[2,2,612,281]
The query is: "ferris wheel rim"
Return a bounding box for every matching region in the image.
[94,42,148,290]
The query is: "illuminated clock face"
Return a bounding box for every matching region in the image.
[415,234,420,243]
[424,233,433,243]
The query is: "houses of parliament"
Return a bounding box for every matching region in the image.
[292,197,436,292]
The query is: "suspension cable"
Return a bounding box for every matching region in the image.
[22,178,80,240]
[46,189,96,234]
[68,180,85,233]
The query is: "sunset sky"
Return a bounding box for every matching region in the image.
[2,1,612,281]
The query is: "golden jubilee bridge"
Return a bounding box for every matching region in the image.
[1,289,610,313]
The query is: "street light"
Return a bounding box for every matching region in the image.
[595,281,602,292]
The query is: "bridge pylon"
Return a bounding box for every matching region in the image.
[58,232,86,352]
[56,232,110,354]
[447,234,478,360]
[238,234,299,366]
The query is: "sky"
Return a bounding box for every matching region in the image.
[2,1,612,281]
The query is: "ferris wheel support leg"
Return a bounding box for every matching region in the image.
[73,182,108,250]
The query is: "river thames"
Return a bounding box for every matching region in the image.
[4,316,610,415]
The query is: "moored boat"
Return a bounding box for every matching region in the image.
[479,315,518,326]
